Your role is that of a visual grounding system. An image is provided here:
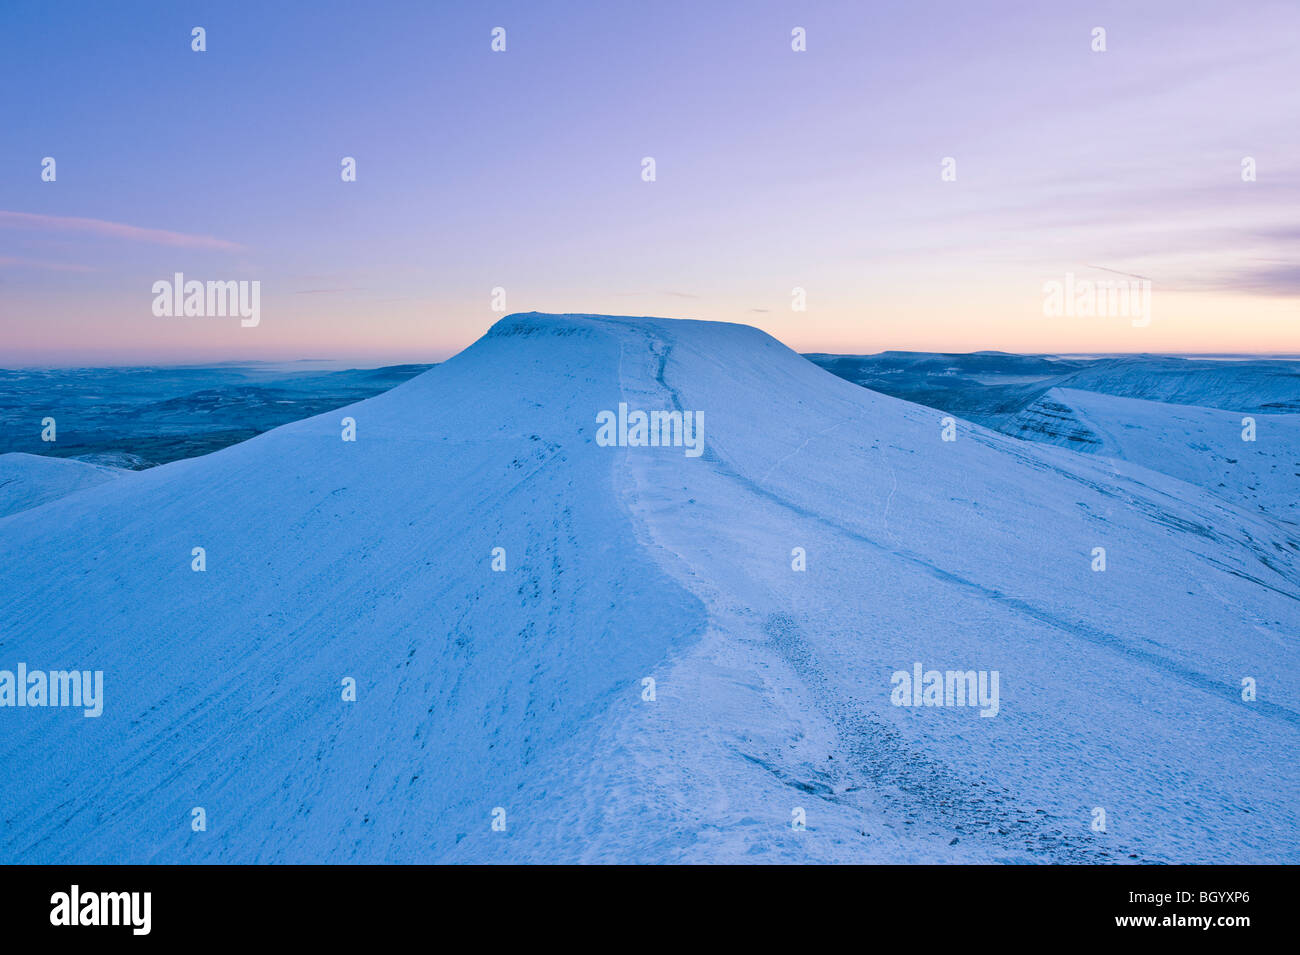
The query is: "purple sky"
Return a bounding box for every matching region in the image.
[2,0,1297,364]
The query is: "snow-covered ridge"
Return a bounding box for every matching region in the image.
[1056,357,1300,413]
[0,452,125,518]
[1,314,1296,864]
[1007,388,1300,524]
[483,312,600,340]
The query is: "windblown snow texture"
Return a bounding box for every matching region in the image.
[1,314,1296,863]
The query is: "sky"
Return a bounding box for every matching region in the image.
[1,0,1298,365]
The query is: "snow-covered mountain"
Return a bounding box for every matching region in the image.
[1055,357,1300,413]
[1,313,1296,864]
[0,452,124,518]
[1006,388,1300,525]
[806,352,1300,428]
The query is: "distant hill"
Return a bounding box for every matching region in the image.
[805,352,1300,425]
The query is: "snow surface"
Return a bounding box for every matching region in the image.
[1,313,1297,863]
[0,452,125,518]
[1007,388,1300,525]
[1056,357,1300,413]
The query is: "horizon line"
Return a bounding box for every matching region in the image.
[6,349,1300,371]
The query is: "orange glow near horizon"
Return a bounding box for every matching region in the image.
[4,287,1298,367]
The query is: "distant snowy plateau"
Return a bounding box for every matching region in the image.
[1,314,1296,863]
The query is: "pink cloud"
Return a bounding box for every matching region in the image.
[0,211,244,251]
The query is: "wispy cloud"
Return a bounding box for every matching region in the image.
[0,211,244,251]
[1202,264,1300,297]
[1084,265,1156,283]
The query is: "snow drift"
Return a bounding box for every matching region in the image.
[1,313,1296,863]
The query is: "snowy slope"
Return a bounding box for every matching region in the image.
[1056,357,1300,413]
[0,452,125,518]
[1,313,1297,864]
[806,352,1300,431]
[1006,388,1300,525]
